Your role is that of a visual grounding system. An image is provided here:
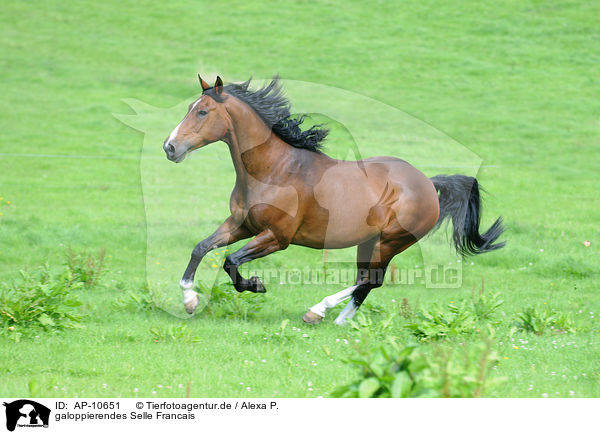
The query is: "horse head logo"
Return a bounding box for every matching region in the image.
[3,400,51,431]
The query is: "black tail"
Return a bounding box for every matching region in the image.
[431,174,505,256]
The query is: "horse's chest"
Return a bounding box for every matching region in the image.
[230,184,300,230]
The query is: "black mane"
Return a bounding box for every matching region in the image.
[204,77,328,152]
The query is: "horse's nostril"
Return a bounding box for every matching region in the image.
[167,144,175,154]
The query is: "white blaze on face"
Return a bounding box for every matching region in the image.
[167,97,203,143]
[167,120,183,143]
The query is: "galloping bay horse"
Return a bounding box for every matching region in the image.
[163,75,505,325]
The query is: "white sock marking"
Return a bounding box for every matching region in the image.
[309,285,357,318]
[334,298,359,325]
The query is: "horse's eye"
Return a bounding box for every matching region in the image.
[197,110,207,116]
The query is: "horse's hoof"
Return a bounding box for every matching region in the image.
[250,276,266,293]
[183,289,199,314]
[302,310,323,325]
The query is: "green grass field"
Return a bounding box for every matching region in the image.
[1,0,599,398]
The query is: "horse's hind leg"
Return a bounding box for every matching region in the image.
[333,237,395,325]
[303,238,377,324]
[334,234,417,324]
[308,233,416,325]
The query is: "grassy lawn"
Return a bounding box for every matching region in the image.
[1,0,598,398]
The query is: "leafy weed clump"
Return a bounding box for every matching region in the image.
[472,291,504,321]
[201,282,264,320]
[403,280,503,341]
[333,340,503,398]
[471,278,503,321]
[427,341,504,397]
[0,266,83,341]
[65,247,105,287]
[516,307,576,335]
[112,283,163,312]
[333,344,432,398]
[348,312,397,339]
[405,302,476,341]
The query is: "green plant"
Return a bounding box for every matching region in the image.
[551,311,578,333]
[427,340,504,397]
[112,283,160,312]
[27,377,60,398]
[201,282,264,320]
[398,297,414,320]
[472,291,504,321]
[348,312,396,338]
[405,302,475,341]
[265,319,292,342]
[0,265,83,341]
[332,343,435,397]
[150,323,201,344]
[360,301,386,315]
[65,247,105,287]
[516,307,576,335]
[333,340,503,398]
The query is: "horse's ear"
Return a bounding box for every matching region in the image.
[215,76,223,95]
[198,74,211,91]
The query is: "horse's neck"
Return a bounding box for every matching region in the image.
[223,98,290,187]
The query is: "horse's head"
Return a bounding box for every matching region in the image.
[163,75,230,163]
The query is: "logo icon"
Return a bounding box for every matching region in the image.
[3,400,50,432]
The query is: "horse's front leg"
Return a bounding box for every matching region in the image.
[223,229,288,293]
[181,216,251,313]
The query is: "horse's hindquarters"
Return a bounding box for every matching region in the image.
[292,158,439,248]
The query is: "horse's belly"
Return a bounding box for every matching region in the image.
[292,219,378,249]
[321,211,379,248]
[292,188,381,249]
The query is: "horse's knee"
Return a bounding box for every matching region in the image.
[191,248,203,261]
[191,242,210,261]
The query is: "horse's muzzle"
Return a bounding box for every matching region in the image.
[163,142,186,162]
[163,142,176,158]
